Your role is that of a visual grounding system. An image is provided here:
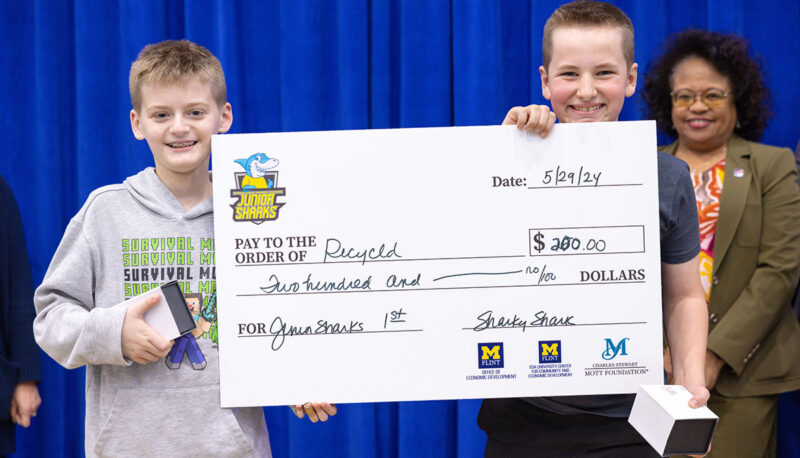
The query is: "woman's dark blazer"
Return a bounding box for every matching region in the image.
[661,135,800,397]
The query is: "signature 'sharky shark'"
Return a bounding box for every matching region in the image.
[234,153,279,190]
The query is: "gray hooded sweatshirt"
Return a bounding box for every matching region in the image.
[34,168,271,457]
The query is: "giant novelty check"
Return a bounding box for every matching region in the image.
[211,122,664,407]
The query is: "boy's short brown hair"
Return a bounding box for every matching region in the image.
[129,40,226,112]
[542,0,634,71]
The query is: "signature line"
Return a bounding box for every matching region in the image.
[433,270,523,282]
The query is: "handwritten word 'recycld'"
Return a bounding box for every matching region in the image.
[324,238,402,265]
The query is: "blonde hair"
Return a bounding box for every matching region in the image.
[129,40,226,111]
[542,0,634,71]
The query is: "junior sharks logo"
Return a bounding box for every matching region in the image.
[230,153,286,224]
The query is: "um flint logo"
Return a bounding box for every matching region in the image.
[478,342,504,369]
[602,338,629,360]
[539,340,561,364]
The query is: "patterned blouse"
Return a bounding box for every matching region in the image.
[693,158,726,302]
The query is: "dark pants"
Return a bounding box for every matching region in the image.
[478,398,660,458]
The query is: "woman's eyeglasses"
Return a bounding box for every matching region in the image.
[670,88,732,108]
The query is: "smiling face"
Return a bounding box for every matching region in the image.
[540,26,637,124]
[130,78,232,177]
[670,57,737,153]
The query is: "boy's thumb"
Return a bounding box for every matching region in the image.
[132,294,161,315]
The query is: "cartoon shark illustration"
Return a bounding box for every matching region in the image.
[234,153,279,190]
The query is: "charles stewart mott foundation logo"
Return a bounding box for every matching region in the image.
[539,340,561,364]
[230,153,286,224]
[478,342,504,369]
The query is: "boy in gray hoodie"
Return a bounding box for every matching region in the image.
[34,40,281,457]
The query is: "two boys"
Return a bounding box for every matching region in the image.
[477,1,709,456]
[34,1,707,456]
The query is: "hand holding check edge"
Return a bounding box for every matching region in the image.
[290,402,338,423]
[503,105,557,138]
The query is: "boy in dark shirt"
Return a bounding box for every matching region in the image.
[478,2,709,456]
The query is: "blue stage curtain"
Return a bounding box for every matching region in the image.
[2,1,799,457]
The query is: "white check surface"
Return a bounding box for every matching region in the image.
[212,122,664,407]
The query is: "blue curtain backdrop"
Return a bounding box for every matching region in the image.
[1,1,799,456]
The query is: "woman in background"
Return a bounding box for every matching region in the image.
[643,29,800,457]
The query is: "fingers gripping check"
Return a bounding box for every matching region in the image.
[502,105,557,138]
[290,402,338,423]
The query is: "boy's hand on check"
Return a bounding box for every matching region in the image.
[290,402,337,422]
[121,294,174,364]
[503,105,557,138]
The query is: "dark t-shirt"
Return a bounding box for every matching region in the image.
[520,151,701,418]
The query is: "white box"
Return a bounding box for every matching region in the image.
[628,385,718,456]
[119,281,195,340]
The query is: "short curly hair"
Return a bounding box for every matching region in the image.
[642,29,772,141]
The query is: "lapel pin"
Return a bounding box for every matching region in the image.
[733,168,745,178]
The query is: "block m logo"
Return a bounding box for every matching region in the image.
[482,345,501,360]
[478,342,504,368]
[539,340,561,363]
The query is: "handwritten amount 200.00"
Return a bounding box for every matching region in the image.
[550,236,605,253]
[532,233,607,254]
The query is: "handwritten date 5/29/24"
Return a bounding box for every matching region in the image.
[542,166,601,187]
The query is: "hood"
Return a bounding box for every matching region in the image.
[123,167,213,220]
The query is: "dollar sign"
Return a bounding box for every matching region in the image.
[533,231,545,253]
